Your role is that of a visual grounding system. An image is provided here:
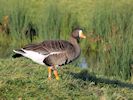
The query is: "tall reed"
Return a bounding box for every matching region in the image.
[0,0,79,58]
[88,0,133,80]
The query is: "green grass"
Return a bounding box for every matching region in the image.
[0,58,133,99]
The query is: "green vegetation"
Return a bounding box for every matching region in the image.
[89,0,133,80]
[0,58,133,99]
[1,0,133,99]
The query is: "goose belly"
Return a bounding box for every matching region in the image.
[22,50,48,65]
[43,53,74,66]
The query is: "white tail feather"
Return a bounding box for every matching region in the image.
[13,49,63,65]
[13,49,24,55]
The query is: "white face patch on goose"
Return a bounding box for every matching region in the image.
[79,30,83,38]
[79,30,86,39]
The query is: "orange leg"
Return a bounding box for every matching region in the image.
[48,67,52,80]
[53,70,59,80]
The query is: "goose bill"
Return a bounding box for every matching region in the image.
[79,31,86,39]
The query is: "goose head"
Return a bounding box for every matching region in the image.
[71,28,86,43]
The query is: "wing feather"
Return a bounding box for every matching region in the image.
[23,40,74,55]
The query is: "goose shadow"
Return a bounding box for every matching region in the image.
[68,70,133,89]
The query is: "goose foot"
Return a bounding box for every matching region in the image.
[54,70,59,80]
[48,66,60,80]
[48,67,52,80]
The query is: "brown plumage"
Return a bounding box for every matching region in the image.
[13,28,86,80]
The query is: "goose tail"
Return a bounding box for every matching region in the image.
[12,49,25,58]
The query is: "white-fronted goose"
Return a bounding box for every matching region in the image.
[13,28,86,80]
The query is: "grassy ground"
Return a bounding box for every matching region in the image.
[0,58,133,99]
